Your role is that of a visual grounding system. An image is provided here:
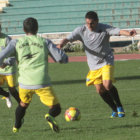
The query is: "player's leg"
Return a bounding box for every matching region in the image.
[6,75,20,103]
[8,87,20,103]
[95,84,117,114]
[13,101,28,133]
[36,86,61,133]
[103,80,122,106]
[13,87,33,133]
[0,86,10,97]
[102,65,125,117]
[109,85,125,117]
[0,75,12,108]
[86,67,117,118]
[103,81,125,117]
[45,104,61,133]
[0,87,12,108]
[48,103,61,117]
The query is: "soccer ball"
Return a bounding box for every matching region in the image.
[65,107,81,122]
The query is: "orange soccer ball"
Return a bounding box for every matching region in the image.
[65,107,81,122]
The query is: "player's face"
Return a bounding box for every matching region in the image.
[86,18,98,31]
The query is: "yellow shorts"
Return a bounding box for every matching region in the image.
[19,86,59,106]
[86,65,115,86]
[0,74,16,87]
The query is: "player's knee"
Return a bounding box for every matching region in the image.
[20,101,29,108]
[103,84,112,91]
[49,104,61,117]
[8,87,17,93]
[96,87,105,94]
[103,81,112,91]
[17,104,27,112]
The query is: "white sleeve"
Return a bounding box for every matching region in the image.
[105,24,120,36]
[67,27,82,42]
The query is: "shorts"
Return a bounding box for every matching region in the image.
[19,86,59,106]
[86,65,115,86]
[0,74,16,87]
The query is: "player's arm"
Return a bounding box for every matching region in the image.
[4,57,16,66]
[57,38,69,49]
[105,24,137,37]
[119,29,137,37]
[105,24,121,36]
[5,36,17,66]
[0,39,16,67]
[46,39,68,63]
[57,27,82,49]
[6,36,12,45]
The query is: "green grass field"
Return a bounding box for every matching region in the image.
[0,60,140,140]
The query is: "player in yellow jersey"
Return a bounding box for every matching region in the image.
[0,18,68,133]
[0,24,20,108]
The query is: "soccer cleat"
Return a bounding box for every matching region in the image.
[1,97,6,100]
[13,127,19,133]
[12,119,24,133]
[117,107,125,118]
[110,111,118,118]
[1,95,12,108]
[5,94,12,108]
[45,114,59,133]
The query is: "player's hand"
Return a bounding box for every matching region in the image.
[57,44,61,49]
[0,63,7,69]
[130,29,137,36]
[57,39,69,49]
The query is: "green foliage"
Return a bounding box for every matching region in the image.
[123,41,139,53]
[1,60,140,139]
[63,43,84,52]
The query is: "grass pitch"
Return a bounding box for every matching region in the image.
[0,60,140,140]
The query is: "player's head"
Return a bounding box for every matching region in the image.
[85,11,99,31]
[23,17,38,35]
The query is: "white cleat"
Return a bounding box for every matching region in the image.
[6,95,12,108]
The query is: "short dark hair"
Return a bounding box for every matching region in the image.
[23,17,38,34]
[85,11,98,21]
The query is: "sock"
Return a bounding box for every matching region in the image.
[100,91,117,112]
[0,87,9,97]
[9,87,20,103]
[108,86,122,107]
[15,105,26,128]
[49,104,61,117]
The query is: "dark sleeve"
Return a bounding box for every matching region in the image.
[6,36,12,45]
[46,39,68,63]
[0,39,17,66]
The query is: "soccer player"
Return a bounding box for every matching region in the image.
[0,24,20,108]
[0,17,68,133]
[58,11,137,118]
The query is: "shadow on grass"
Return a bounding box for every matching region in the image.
[52,75,140,85]
[52,79,85,85]
[2,76,140,88]
[115,75,140,81]
[61,126,95,132]
[110,124,140,129]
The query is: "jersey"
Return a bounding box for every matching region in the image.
[0,35,68,89]
[67,23,120,70]
[0,33,16,75]
[16,35,51,86]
